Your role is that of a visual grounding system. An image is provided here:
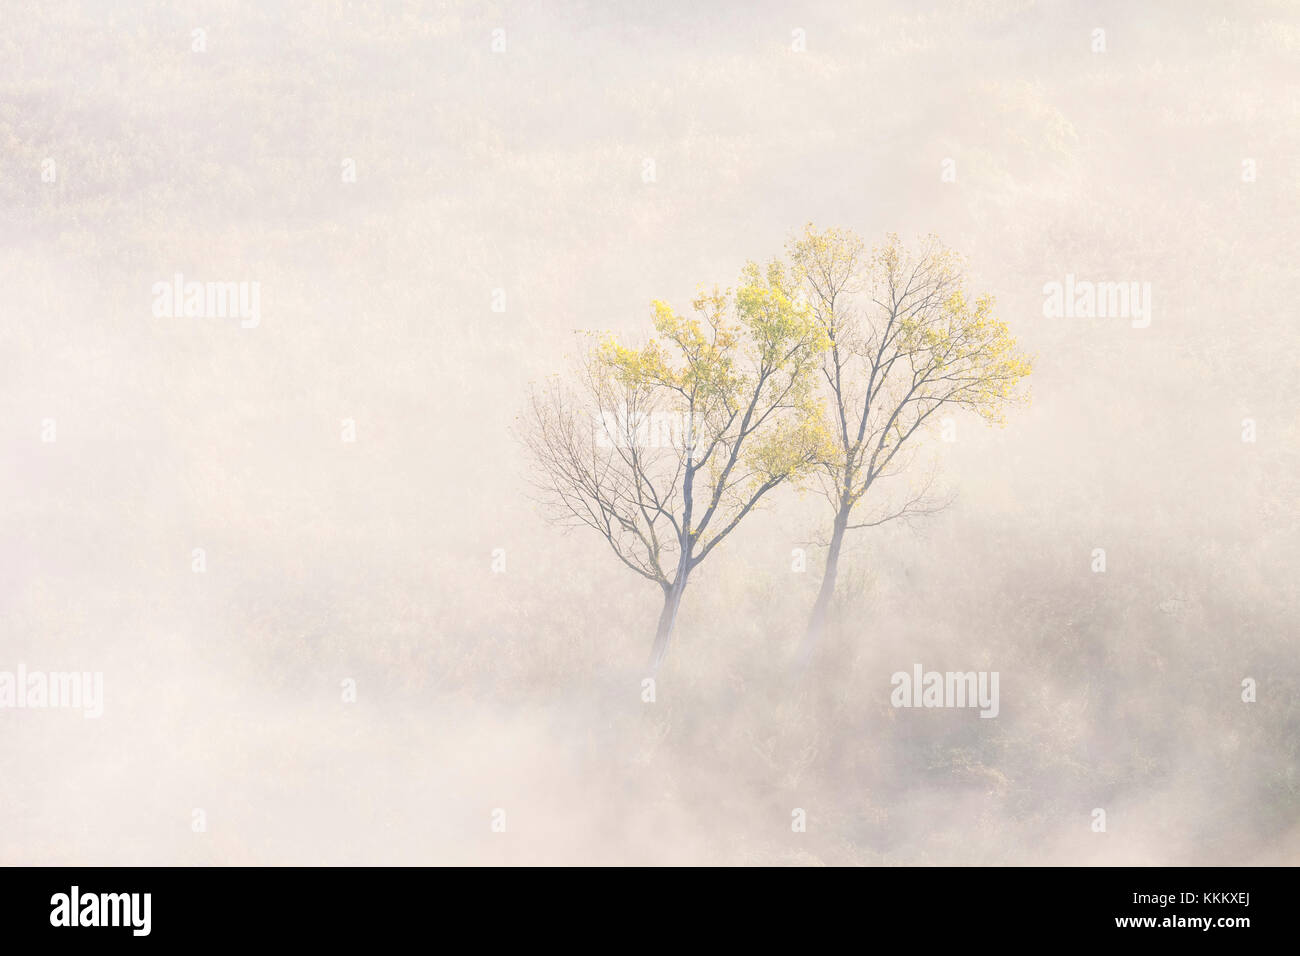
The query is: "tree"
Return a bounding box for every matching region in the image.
[788,226,1033,662]
[521,260,828,671]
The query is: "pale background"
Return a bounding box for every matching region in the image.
[1,0,1297,864]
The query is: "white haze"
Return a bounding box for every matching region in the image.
[1,0,1297,865]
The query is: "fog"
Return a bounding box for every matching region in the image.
[1,0,1297,865]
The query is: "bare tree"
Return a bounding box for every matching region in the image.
[522,260,827,671]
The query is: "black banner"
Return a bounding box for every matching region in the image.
[0,866,1283,944]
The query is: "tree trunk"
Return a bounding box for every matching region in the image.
[648,573,690,672]
[800,505,850,665]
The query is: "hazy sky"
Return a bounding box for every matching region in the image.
[2,0,1297,865]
